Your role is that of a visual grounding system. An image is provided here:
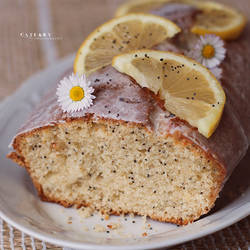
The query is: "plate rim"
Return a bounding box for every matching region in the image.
[1,204,249,250]
[0,54,249,250]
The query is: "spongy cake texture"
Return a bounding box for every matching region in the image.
[10,117,225,225]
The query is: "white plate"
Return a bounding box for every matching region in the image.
[0,55,249,250]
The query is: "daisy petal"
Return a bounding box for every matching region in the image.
[186,34,226,69]
[56,72,96,113]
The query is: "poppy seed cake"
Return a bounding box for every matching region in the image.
[8,65,248,225]
[7,2,250,225]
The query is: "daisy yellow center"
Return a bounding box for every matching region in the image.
[202,44,215,59]
[69,86,84,101]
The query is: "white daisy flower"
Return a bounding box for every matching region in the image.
[191,34,226,69]
[210,67,223,80]
[56,73,95,113]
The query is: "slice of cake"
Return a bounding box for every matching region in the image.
[8,1,249,225]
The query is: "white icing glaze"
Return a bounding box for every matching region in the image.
[70,66,152,124]
[11,66,153,143]
[154,41,182,53]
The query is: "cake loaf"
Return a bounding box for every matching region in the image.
[8,2,249,225]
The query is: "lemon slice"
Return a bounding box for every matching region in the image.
[74,14,180,76]
[191,1,247,40]
[115,0,246,40]
[115,0,200,17]
[112,50,226,138]
[115,0,170,17]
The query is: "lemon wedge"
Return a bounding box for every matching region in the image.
[112,50,226,138]
[74,13,180,76]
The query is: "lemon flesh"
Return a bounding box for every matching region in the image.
[112,50,226,138]
[74,14,180,76]
[191,2,247,40]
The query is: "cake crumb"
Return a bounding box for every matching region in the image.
[104,214,110,220]
[77,206,95,219]
[93,224,106,232]
[107,223,122,230]
[67,216,73,224]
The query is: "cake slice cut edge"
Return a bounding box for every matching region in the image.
[8,115,226,225]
